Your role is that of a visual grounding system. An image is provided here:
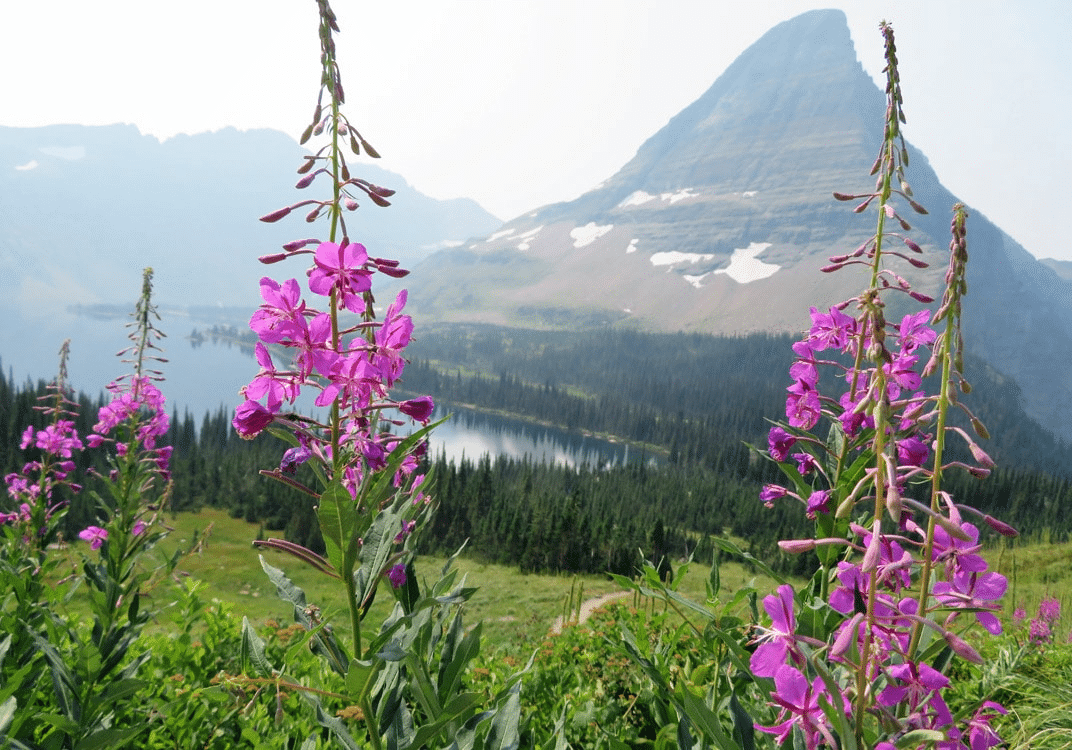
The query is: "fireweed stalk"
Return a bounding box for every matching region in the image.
[3,340,83,552]
[228,3,524,749]
[753,23,1013,750]
[235,0,435,648]
[2,268,175,748]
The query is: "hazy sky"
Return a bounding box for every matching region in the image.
[3,1,1068,260]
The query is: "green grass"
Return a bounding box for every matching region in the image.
[127,509,783,651]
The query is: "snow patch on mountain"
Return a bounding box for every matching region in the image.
[626,239,639,254]
[650,251,716,268]
[571,222,613,248]
[516,226,544,251]
[664,188,698,204]
[618,188,700,209]
[713,242,779,284]
[487,227,516,242]
[619,191,656,208]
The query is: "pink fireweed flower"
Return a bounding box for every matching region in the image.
[896,434,930,467]
[316,352,377,410]
[750,584,803,677]
[1037,596,1061,625]
[808,305,856,351]
[883,352,922,399]
[756,665,843,750]
[242,342,298,412]
[786,381,821,430]
[387,563,407,589]
[399,396,435,424]
[791,452,817,476]
[33,420,84,458]
[760,484,789,508]
[373,290,414,386]
[959,702,1006,750]
[805,490,831,519]
[79,525,108,550]
[933,569,1008,635]
[308,241,372,313]
[877,661,954,731]
[896,309,937,353]
[293,312,337,380]
[767,426,797,462]
[233,399,275,439]
[249,277,307,344]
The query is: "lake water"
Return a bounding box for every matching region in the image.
[2,307,653,468]
[420,406,658,469]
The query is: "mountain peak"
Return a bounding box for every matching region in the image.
[404,11,1072,440]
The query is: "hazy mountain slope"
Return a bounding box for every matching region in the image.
[399,9,1072,441]
[0,123,501,313]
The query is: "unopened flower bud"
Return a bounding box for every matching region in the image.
[860,521,882,572]
[944,630,983,664]
[260,206,293,223]
[282,238,320,252]
[295,172,317,189]
[830,613,864,658]
[778,539,816,554]
[983,514,1018,538]
[258,253,289,264]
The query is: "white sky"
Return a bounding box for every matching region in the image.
[2,1,1069,260]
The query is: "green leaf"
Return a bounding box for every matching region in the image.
[353,510,402,610]
[314,703,361,750]
[259,555,309,611]
[409,692,483,748]
[317,479,358,575]
[896,729,944,748]
[73,725,144,750]
[676,685,739,750]
[483,680,522,750]
[729,691,756,750]
[0,696,15,735]
[240,616,275,677]
[345,658,376,698]
[439,619,481,704]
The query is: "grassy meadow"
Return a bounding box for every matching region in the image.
[130,508,784,648]
[90,507,1070,654]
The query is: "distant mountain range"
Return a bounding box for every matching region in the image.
[0,123,501,314]
[3,10,1070,444]
[0,123,501,416]
[392,9,1072,442]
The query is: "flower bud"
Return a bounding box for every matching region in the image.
[944,630,983,664]
[830,613,864,658]
[983,514,1018,538]
[260,206,293,223]
[778,539,816,554]
[258,253,289,264]
[282,238,320,252]
[295,171,317,189]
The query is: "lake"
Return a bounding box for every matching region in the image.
[3,307,652,468]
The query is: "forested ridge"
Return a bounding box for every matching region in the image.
[4,325,1071,576]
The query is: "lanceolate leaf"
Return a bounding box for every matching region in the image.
[317,478,359,576]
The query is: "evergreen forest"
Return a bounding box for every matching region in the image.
[4,325,1071,578]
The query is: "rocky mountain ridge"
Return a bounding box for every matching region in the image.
[397,9,1072,441]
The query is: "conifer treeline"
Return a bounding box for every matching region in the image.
[3,325,1071,577]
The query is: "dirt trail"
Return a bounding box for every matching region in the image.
[550,591,631,634]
